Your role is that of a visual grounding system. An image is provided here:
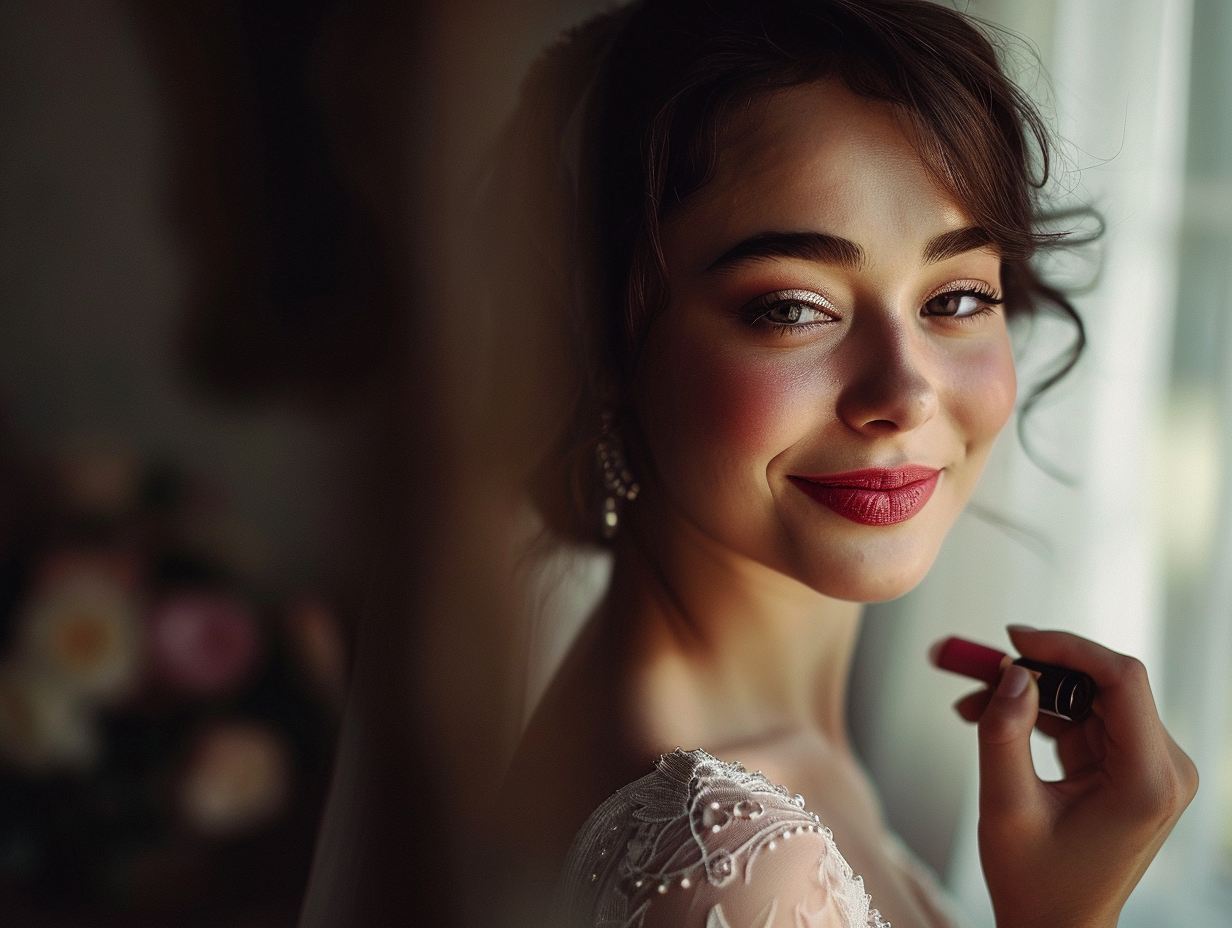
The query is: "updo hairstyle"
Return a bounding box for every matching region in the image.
[476,0,1086,547]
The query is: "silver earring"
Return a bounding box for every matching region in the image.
[596,414,639,538]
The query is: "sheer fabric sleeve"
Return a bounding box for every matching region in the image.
[642,824,863,928]
[554,749,889,928]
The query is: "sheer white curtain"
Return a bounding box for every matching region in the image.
[853,1,1206,925]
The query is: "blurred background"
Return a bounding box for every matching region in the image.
[1,0,1231,926]
[0,1,407,924]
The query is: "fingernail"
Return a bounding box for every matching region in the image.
[1007,624,1038,634]
[999,664,1030,698]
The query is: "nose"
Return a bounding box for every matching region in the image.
[834,316,939,435]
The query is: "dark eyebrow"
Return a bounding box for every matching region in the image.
[922,226,996,263]
[706,231,865,272]
[706,226,996,274]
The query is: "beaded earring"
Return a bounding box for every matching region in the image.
[595,413,640,539]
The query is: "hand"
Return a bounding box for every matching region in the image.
[953,626,1197,928]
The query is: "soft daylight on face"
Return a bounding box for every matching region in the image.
[633,79,1018,602]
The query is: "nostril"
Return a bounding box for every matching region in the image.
[837,375,939,433]
[832,333,940,433]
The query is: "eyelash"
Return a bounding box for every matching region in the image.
[921,283,1004,322]
[740,290,838,333]
[740,283,1004,334]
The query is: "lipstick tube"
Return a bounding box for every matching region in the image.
[930,636,1095,722]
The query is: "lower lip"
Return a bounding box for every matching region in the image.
[788,470,939,525]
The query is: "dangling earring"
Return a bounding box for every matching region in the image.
[596,413,639,539]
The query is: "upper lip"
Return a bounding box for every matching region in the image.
[789,466,940,490]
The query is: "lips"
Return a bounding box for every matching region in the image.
[788,466,940,526]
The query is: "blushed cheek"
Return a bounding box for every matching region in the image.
[950,339,1017,449]
[637,329,818,489]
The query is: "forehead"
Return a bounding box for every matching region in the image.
[662,79,973,273]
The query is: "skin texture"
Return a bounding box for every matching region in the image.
[635,80,1016,603]
[502,80,1196,928]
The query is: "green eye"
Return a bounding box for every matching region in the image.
[767,302,807,324]
[744,289,836,329]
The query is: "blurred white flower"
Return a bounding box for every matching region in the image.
[17,573,142,702]
[178,720,291,837]
[0,663,100,772]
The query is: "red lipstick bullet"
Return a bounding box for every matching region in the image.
[929,635,1095,722]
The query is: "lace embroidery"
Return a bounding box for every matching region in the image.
[554,748,890,928]
[706,900,775,928]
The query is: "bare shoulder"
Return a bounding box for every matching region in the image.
[497,615,653,913]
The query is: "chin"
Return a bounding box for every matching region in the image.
[781,524,948,603]
[800,558,936,603]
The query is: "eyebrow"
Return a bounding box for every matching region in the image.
[921,225,996,263]
[705,226,996,273]
[707,231,864,272]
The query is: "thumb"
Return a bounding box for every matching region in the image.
[977,663,1040,816]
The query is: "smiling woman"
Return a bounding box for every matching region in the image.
[635,80,1016,604]
[480,2,1197,927]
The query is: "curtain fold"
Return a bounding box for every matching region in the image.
[936,2,1194,924]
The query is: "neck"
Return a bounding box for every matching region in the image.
[608,494,863,757]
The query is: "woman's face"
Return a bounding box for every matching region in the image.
[633,79,1016,602]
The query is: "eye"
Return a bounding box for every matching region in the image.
[922,287,1003,319]
[743,289,837,329]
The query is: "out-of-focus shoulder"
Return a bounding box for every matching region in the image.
[553,748,889,928]
[641,822,856,928]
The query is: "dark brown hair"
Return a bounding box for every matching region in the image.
[483,0,1088,545]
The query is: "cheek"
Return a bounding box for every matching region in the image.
[636,320,822,483]
[947,336,1017,448]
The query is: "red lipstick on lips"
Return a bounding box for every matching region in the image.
[788,466,940,525]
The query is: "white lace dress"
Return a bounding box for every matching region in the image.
[555,749,958,928]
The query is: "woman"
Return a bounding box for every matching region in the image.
[489,1,1197,926]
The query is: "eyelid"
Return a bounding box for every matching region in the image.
[923,278,1003,303]
[752,288,840,316]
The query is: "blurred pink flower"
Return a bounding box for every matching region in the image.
[148,593,261,697]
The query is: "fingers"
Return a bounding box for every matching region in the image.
[955,689,1077,740]
[954,688,992,722]
[1005,626,1141,692]
[957,682,1098,778]
[1007,626,1162,759]
[977,664,1041,815]
[1052,715,1107,776]
[1032,713,1073,741]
